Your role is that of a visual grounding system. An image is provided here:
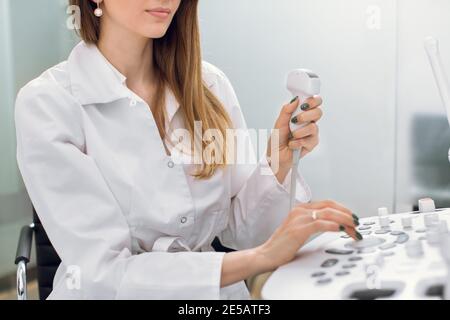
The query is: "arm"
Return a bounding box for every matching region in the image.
[15,81,225,299]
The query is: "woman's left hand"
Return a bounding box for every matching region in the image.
[267,96,323,183]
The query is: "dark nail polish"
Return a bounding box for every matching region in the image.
[354,219,360,226]
[339,225,345,232]
[356,231,363,241]
[291,116,298,124]
[300,103,310,111]
[290,96,298,104]
[352,213,359,221]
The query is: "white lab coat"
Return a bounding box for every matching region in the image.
[15,41,311,300]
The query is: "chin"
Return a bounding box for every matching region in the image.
[138,24,171,39]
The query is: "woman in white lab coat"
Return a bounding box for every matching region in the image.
[14,0,361,300]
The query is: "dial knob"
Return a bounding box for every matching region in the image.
[424,213,439,228]
[378,207,389,216]
[405,240,424,258]
[401,216,413,229]
[418,198,436,213]
[378,208,390,228]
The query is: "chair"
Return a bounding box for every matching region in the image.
[15,207,232,300]
[14,208,61,300]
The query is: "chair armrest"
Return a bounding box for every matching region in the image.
[15,225,33,265]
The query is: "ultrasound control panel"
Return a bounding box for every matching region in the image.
[262,198,450,300]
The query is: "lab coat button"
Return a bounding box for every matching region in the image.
[180,217,188,224]
[167,160,175,168]
[129,99,137,107]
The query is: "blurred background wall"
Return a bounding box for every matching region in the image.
[0,0,449,293]
[199,0,450,215]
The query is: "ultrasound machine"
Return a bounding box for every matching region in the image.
[262,38,450,300]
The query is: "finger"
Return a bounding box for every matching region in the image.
[302,221,361,242]
[302,220,340,235]
[292,122,318,139]
[292,208,357,229]
[315,208,358,228]
[300,200,354,218]
[291,108,323,125]
[288,136,319,151]
[298,96,323,112]
[341,225,362,241]
[275,97,301,128]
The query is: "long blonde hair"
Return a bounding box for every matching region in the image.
[69,0,232,178]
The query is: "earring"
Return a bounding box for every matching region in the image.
[94,0,103,17]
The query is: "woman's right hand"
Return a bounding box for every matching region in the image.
[255,200,361,272]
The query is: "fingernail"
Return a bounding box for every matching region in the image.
[291,116,298,124]
[352,213,359,221]
[354,219,360,226]
[339,225,345,232]
[300,103,310,111]
[356,231,363,241]
[290,96,298,104]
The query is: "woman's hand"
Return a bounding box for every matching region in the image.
[267,96,323,183]
[254,200,361,272]
[220,200,361,287]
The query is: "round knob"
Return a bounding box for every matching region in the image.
[426,228,440,245]
[401,216,413,229]
[424,213,439,228]
[405,240,424,258]
[378,207,389,216]
[418,198,436,213]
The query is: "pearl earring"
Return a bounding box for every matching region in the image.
[94,1,103,17]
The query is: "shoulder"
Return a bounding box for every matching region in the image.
[201,61,241,113]
[16,61,79,114]
[15,61,83,135]
[202,60,228,87]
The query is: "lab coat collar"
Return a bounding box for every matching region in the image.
[67,41,129,105]
[67,41,216,124]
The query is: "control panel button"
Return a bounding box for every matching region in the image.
[394,233,409,244]
[379,217,390,228]
[426,229,440,245]
[311,272,326,278]
[378,207,389,216]
[349,256,363,262]
[424,213,439,228]
[321,259,339,268]
[316,278,332,285]
[418,198,436,213]
[401,216,413,229]
[325,249,354,255]
[345,236,386,249]
[405,240,424,258]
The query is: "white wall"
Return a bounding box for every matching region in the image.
[199,0,399,216]
[395,0,450,212]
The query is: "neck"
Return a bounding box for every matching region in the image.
[97,18,155,88]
